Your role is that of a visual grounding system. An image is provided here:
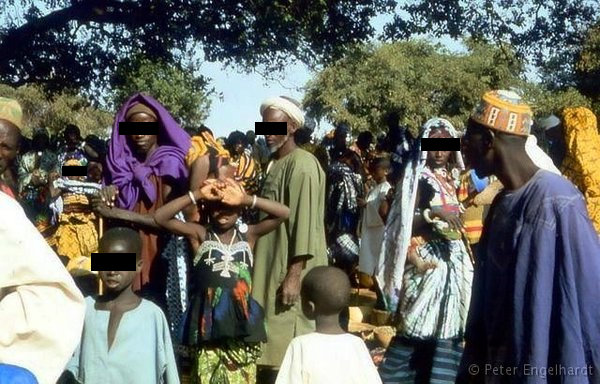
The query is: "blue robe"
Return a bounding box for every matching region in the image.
[459,170,600,384]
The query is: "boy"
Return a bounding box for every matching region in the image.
[276,266,382,384]
[62,227,179,384]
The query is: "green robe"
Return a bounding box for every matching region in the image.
[252,148,328,368]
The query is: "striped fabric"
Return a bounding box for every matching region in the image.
[400,238,473,339]
[379,337,463,384]
[231,153,260,195]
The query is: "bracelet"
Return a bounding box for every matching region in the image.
[251,195,257,209]
[188,191,196,205]
[423,208,434,224]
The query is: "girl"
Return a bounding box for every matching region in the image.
[357,156,391,287]
[50,157,99,268]
[155,178,289,384]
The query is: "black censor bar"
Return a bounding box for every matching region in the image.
[91,253,137,271]
[255,121,286,135]
[421,138,461,151]
[61,165,87,177]
[119,122,160,135]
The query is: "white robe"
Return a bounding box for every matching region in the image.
[358,181,391,275]
[0,191,85,384]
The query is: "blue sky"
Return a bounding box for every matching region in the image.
[201,61,313,139]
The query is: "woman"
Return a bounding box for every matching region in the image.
[377,118,473,384]
[325,149,364,278]
[561,107,600,234]
[94,93,191,320]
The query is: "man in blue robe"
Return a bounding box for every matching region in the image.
[458,90,600,384]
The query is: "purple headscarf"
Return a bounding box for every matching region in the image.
[105,93,191,210]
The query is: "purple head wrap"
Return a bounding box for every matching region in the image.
[105,93,191,210]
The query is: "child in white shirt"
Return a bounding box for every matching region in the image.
[276,266,382,384]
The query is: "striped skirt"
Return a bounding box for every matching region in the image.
[400,238,473,339]
[379,337,463,384]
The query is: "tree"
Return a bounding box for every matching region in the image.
[0,84,113,138]
[111,55,214,128]
[384,0,600,88]
[575,22,600,113]
[303,40,593,137]
[304,40,524,136]
[0,0,394,92]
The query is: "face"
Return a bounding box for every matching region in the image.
[98,240,142,293]
[373,163,390,182]
[334,131,347,148]
[65,130,80,148]
[127,112,158,155]
[32,134,49,152]
[462,123,495,178]
[88,161,103,182]
[0,120,20,175]
[208,202,240,230]
[426,150,452,168]
[262,108,298,154]
[233,141,245,156]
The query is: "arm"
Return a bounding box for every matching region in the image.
[247,195,290,246]
[154,191,206,245]
[379,199,390,223]
[93,183,174,230]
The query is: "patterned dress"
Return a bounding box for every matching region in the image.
[380,166,473,384]
[181,229,265,384]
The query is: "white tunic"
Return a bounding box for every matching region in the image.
[276,333,382,384]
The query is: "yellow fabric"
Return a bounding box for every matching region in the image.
[561,107,600,234]
[0,97,23,129]
[231,153,259,194]
[1,191,85,384]
[53,194,98,260]
[185,131,230,166]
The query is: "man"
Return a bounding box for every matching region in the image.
[458,90,600,383]
[1,104,85,384]
[0,97,22,198]
[252,96,328,383]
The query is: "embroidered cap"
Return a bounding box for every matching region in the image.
[470,90,533,136]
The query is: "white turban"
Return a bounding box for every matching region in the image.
[525,135,561,175]
[260,97,305,127]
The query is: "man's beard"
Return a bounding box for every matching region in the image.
[268,134,290,154]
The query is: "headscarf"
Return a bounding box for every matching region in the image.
[561,107,600,233]
[260,96,305,127]
[524,135,561,175]
[376,118,464,313]
[105,93,190,210]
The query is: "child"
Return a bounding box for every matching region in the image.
[154,178,290,384]
[276,266,382,384]
[63,227,180,384]
[49,157,99,269]
[357,156,391,286]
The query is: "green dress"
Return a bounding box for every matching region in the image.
[251,148,328,368]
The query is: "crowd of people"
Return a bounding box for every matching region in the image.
[1,88,600,384]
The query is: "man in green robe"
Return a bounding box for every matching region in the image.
[252,96,328,382]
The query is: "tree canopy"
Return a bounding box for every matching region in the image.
[0,0,394,92]
[0,83,113,138]
[111,55,214,128]
[303,40,592,136]
[384,0,600,88]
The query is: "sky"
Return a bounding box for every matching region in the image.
[201,61,314,138]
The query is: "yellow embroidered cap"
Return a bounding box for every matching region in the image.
[0,97,23,130]
[470,90,533,136]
